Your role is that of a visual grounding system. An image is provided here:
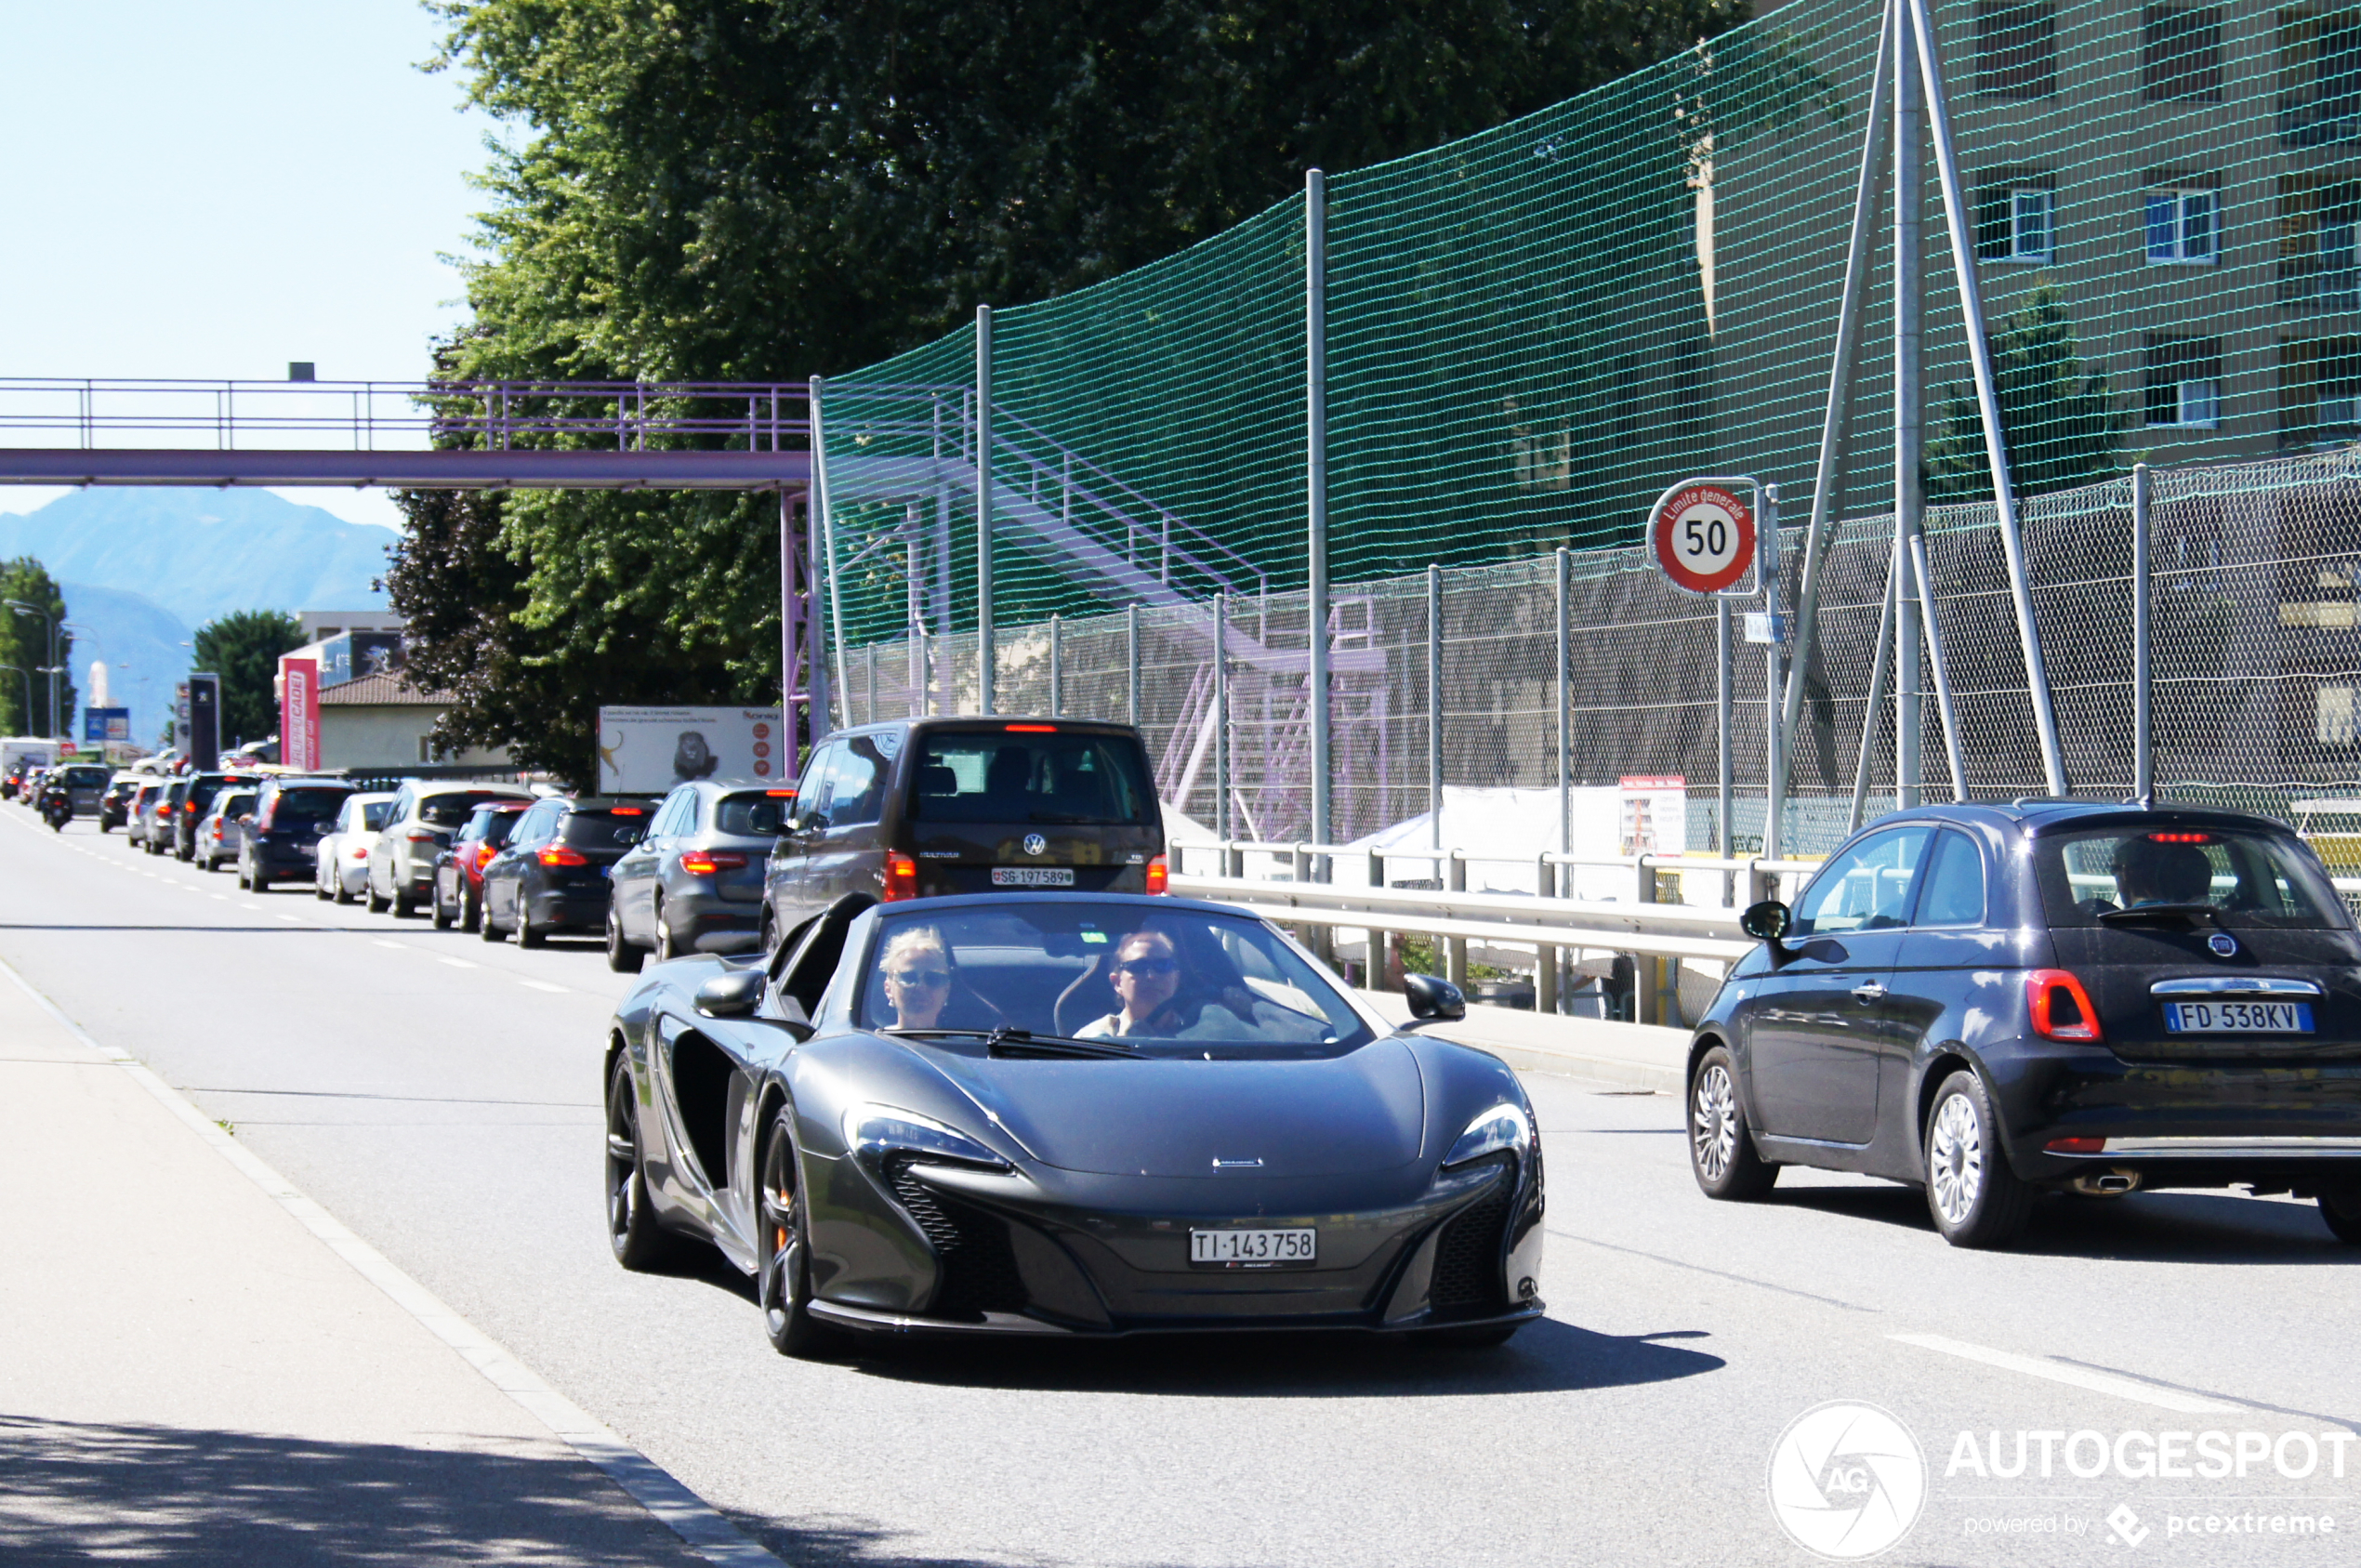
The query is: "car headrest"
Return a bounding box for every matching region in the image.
[917,764,958,797]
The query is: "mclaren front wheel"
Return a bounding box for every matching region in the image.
[757,1106,836,1358]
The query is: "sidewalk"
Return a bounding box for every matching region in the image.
[1357,989,1690,1091]
[0,968,725,1567]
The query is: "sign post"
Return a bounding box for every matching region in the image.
[1648,475,1775,879]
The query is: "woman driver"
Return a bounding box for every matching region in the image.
[877,925,956,1030]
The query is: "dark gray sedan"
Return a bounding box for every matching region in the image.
[606,780,790,971]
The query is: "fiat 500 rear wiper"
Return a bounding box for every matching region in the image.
[890,1025,1142,1060]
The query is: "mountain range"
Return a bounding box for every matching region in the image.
[0,489,396,744]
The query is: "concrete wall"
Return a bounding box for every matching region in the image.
[319,706,510,771]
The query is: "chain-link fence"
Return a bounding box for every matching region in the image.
[833,446,2361,861]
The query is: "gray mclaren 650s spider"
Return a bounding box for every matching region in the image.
[601,890,1546,1355]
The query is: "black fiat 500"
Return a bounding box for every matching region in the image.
[1686,801,2361,1248]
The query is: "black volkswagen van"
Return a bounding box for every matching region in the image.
[758,718,1167,951]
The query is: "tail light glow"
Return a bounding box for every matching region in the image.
[2148,832,2212,844]
[2027,968,2103,1042]
[679,850,748,876]
[2046,1136,2108,1153]
[407,828,440,843]
[538,846,589,867]
[473,842,498,873]
[881,851,919,901]
[1144,853,1168,894]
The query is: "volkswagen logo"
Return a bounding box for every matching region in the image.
[2209,930,2239,957]
[1022,833,1048,857]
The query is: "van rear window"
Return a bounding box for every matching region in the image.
[909,731,1154,825]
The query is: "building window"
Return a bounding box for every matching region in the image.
[2278,9,2361,146]
[2008,187,2054,260]
[2144,5,2224,103]
[2146,187,2218,263]
[2145,336,2223,428]
[1976,3,2058,99]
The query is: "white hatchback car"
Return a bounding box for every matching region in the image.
[314,792,397,903]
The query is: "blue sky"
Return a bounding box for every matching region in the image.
[0,1,500,530]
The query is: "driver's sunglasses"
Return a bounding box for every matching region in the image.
[1115,956,1178,978]
[890,968,951,987]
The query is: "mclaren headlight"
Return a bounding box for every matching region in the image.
[843,1104,1012,1172]
[1443,1103,1532,1170]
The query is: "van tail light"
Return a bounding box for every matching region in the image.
[184,801,198,813]
[1144,853,1168,894]
[679,850,748,876]
[881,851,919,901]
[2027,968,2103,1042]
[538,846,589,867]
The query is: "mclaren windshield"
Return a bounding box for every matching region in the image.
[856,903,1376,1058]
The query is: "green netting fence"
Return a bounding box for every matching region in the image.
[813,0,2361,846]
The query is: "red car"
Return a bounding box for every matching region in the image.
[430,800,532,932]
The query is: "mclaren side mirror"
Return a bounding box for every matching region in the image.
[1403,972,1467,1024]
[693,968,768,1019]
[1741,900,1793,942]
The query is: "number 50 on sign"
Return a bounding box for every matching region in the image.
[1651,483,1756,596]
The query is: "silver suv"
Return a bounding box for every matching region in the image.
[367,781,536,916]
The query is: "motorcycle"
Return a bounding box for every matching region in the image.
[39,784,72,832]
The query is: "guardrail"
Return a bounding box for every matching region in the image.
[1168,838,1822,1025]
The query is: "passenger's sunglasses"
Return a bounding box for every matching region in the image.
[1115,956,1178,978]
[890,968,951,987]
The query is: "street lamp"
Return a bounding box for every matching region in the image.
[0,662,31,732]
[5,599,60,738]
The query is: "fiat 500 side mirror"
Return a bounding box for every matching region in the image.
[1403,972,1468,1024]
[693,968,768,1019]
[1741,900,1793,944]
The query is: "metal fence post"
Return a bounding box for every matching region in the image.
[917,626,931,718]
[1893,25,1922,812]
[975,305,996,715]
[807,375,835,738]
[2133,463,2154,806]
[1761,483,1784,861]
[779,489,801,745]
[1556,545,1571,872]
[1908,0,2070,797]
[1369,849,1391,994]
[1214,593,1231,841]
[1306,168,1333,856]
[1445,850,1468,988]
[1049,613,1063,717]
[1535,849,1558,1014]
[1126,603,1141,729]
[1635,852,1660,1026]
[1426,564,1443,851]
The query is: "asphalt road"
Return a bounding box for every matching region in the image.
[4,807,2357,1567]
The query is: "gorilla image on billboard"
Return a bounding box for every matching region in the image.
[597,706,788,793]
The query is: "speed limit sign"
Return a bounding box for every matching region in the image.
[1651,483,1756,595]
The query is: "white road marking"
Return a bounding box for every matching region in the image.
[518,979,569,995]
[0,954,784,1568]
[1892,1332,2236,1414]
[373,940,405,952]
[440,957,478,969]
[274,915,306,925]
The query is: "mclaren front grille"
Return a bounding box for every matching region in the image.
[888,1161,1028,1321]
[1429,1160,1514,1315]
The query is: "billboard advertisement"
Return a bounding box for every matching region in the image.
[280,656,321,771]
[319,631,403,688]
[597,706,790,794]
[82,707,130,744]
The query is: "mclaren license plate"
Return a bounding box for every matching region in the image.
[2164,1000,2314,1034]
[1190,1228,1315,1266]
[992,866,1074,887]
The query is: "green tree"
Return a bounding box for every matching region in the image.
[191,610,306,749]
[402,0,1748,769]
[0,559,76,740]
[1926,280,2125,505]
